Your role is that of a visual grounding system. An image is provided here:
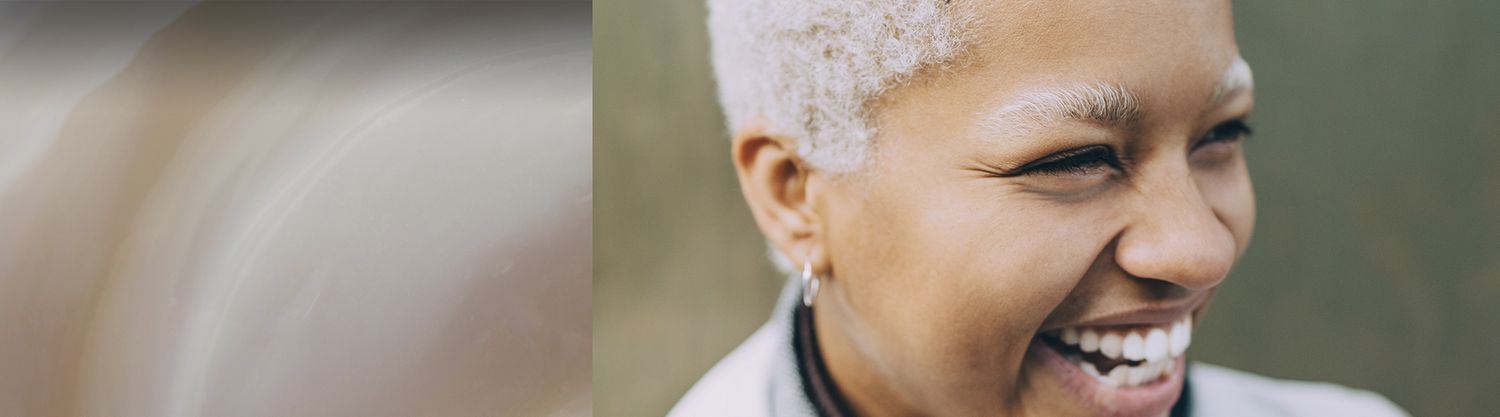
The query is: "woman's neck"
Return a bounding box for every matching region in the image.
[799,302,918,417]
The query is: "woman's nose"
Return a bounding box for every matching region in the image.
[1113,173,1237,291]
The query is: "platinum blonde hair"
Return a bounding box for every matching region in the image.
[706,0,977,174]
[706,0,978,273]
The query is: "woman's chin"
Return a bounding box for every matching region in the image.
[1024,337,1184,417]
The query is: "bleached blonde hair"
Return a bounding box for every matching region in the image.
[706,0,979,273]
[706,0,977,174]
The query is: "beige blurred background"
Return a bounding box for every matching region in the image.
[0,2,590,417]
[595,1,1500,416]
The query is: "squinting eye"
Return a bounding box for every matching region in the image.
[1022,145,1120,176]
[1195,119,1253,149]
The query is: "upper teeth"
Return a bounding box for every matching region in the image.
[1054,315,1193,387]
[1061,315,1191,360]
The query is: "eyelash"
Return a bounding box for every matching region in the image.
[1018,119,1253,176]
[1195,119,1253,150]
[1023,146,1120,176]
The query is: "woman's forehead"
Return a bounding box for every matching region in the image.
[965,0,1239,72]
[968,0,1234,41]
[918,3,1249,137]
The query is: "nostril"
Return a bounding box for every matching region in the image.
[1135,276,1199,299]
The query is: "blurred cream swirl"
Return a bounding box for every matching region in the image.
[0,3,591,417]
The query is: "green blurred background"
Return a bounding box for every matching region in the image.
[595,1,1500,416]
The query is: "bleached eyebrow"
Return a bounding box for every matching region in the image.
[1208,56,1254,107]
[977,58,1251,138]
[978,81,1143,137]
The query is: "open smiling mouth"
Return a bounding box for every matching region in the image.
[1038,316,1193,388]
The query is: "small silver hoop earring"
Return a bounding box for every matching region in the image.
[802,260,820,307]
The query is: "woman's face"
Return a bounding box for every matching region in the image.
[803,1,1255,416]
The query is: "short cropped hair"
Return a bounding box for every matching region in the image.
[707,0,978,273]
[706,0,977,173]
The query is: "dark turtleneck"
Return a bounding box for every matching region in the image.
[794,303,856,417]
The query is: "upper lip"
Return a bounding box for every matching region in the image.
[1047,298,1207,331]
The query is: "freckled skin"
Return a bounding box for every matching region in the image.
[732,0,1255,416]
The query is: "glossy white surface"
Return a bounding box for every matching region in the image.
[0,3,591,416]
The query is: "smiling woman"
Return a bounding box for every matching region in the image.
[661,1,1409,417]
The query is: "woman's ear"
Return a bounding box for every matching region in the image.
[730,118,827,271]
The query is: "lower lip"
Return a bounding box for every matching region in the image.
[1031,338,1185,417]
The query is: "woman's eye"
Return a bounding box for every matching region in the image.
[1196,119,1253,149]
[1023,146,1119,176]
